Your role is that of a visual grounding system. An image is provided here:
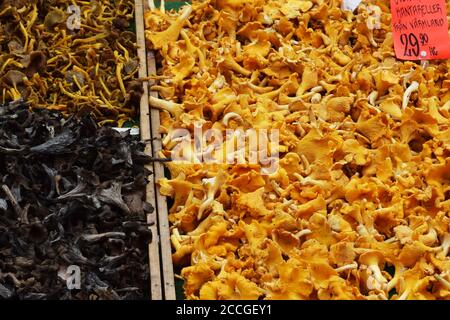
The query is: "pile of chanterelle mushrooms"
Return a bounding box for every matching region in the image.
[145,0,450,300]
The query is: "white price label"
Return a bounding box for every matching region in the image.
[342,0,363,12]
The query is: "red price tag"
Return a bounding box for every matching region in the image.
[391,0,450,60]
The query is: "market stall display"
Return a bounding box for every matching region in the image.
[0,0,141,126]
[0,100,153,299]
[0,0,449,301]
[145,0,450,300]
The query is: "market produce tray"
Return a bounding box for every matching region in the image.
[135,0,176,300]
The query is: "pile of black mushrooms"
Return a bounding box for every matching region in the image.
[0,100,153,300]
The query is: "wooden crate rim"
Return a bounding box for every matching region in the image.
[135,0,176,301]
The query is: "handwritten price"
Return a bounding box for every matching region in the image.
[400,33,439,58]
[429,47,438,56]
[400,33,419,57]
[419,33,429,46]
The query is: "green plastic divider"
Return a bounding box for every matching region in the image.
[154,0,191,11]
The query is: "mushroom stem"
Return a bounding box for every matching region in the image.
[310,86,324,93]
[418,227,437,246]
[369,264,388,285]
[0,5,11,17]
[222,112,243,126]
[179,5,193,21]
[220,54,252,76]
[198,173,226,220]
[420,60,429,69]
[384,237,398,244]
[173,228,182,242]
[246,82,273,93]
[294,229,312,238]
[300,154,311,174]
[335,262,358,273]
[367,31,378,47]
[270,180,284,196]
[397,288,410,300]
[19,22,29,51]
[387,264,403,291]
[116,63,127,97]
[310,93,322,103]
[437,233,450,259]
[368,91,378,106]
[434,274,450,290]
[293,173,327,188]
[149,96,183,118]
[2,184,27,223]
[171,234,182,250]
[180,29,197,56]
[402,81,419,110]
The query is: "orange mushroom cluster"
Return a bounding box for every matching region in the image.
[145,0,450,300]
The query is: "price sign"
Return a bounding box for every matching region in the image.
[391,0,450,60]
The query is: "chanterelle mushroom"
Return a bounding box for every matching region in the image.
[359,251,388,291]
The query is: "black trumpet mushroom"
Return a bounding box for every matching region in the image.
[0,100,154,300]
